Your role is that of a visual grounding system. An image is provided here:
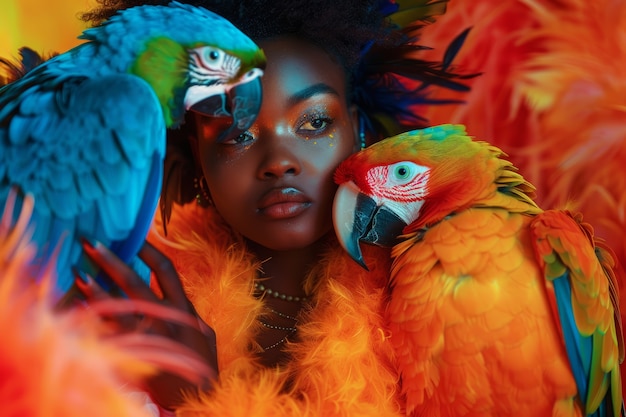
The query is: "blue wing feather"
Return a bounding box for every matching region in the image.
[0,67,165,299]
[109,151,163,264]
[533,210,623,416]
[553,273,593,409]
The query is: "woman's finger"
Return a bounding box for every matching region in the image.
[73,269,109,301]
[73,268,148,331]
[81,239,158,302]
[138,242,218,372]
[138,241,190,309]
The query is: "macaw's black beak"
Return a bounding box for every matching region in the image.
[333,182,406,270]
[189,75,262,142]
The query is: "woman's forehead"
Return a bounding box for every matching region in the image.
[258,36,348,97]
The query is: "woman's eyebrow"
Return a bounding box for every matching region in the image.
[288,83,339,106]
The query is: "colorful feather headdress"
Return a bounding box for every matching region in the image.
[352,0,476,143]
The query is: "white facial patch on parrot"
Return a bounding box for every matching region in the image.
[365,161,430,225]
[191,46,240,82]
[184,45,261,110]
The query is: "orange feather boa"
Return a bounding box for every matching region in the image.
[148,203,406,416]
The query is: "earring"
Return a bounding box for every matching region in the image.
[359,117,367,150]
[193,176,213,207]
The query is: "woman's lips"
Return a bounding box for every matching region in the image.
[257,187,312,219]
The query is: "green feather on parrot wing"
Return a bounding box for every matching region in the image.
[531,210,624,416]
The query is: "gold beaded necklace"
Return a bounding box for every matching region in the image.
[254,281,308,302]
[259,308,299,351]
[254,282,306,350]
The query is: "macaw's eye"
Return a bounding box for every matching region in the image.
[190,46,229,74]
[395,165,409,178]
[205,48,220,61]
[387,161,426,186]
[393,163,413,180]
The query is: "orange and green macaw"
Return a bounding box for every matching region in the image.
[333,124,624,416]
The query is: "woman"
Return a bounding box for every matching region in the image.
[76,0,468,415]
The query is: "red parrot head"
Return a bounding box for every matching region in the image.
[333,124,536,269]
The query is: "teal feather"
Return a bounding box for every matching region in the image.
[553,273,593,410]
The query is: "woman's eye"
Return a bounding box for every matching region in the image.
[300,117,333,132]
[222,131,255,145]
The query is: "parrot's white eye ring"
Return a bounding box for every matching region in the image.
[394,165,410,179]
[388,161,424,185]
[205,47,221,61]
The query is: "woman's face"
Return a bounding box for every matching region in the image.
[196,36,358,251]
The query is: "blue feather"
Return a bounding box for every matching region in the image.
[553,272,593,411]
[442,27,472,71]
[109,151,162,265]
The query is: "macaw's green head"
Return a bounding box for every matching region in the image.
[93,1,266,137]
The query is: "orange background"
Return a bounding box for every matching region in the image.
[1,0,91,59]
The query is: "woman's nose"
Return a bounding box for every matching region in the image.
[257,131,302,179]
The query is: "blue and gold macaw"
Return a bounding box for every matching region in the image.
[333,124,624,416]
[0,1,265,299]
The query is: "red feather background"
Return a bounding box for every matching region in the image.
[418,0,626,277]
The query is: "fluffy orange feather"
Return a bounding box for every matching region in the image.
[148,203,403,416]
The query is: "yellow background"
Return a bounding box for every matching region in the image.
[1,0,91,59]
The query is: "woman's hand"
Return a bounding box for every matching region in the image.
[74,239,218,410]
